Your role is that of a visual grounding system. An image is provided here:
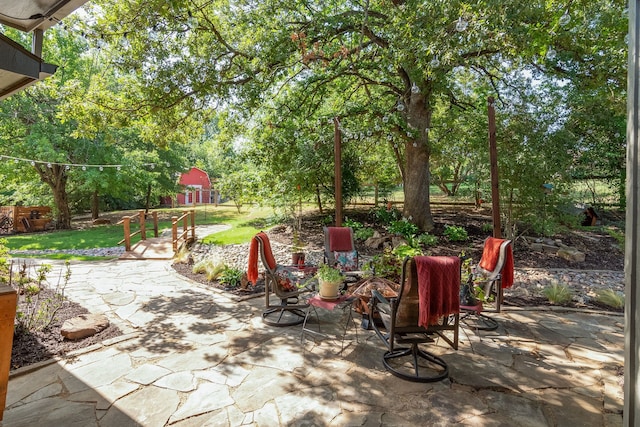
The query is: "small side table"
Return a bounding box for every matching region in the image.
[301,294,358,353]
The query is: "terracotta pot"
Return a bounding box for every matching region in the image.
[292,252,305,266]
[319,280,341,299]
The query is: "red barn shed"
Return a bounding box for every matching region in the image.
[175,167,214,206]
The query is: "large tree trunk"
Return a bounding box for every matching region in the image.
[35,164,72,229]
[401,85,434,231]
[91,190,99,220]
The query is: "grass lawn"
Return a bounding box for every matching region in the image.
[3,204,279,260]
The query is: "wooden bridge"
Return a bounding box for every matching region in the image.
[117,210,196,260]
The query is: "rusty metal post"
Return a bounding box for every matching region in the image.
[334,117,342,226]
[139,210,146,240]
[487,97,501,238]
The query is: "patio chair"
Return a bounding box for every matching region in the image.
[323,226,362,277]
[473,237,513,313]
[248,232,316,327]
[369,256,459,382]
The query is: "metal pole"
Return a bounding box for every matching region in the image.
[334,117,342,227]
[625,2,640,425]
[488,96,501,238]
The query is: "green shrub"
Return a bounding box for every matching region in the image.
[354,227,374,241]
[416,233,438,247]
[543,283,573,304]
[219,267,244,288]
[13,261,71,334]
[392,244,423,259]
[595,289,624,309]
[366,248,402,281]
[387,219,419,239]
[444,225,468,242]
[370,205,401,226]
[343,218,363,231]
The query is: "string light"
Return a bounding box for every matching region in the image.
[0,155,161,171]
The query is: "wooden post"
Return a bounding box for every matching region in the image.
[487,96,501,238]
[0,285,17,421]
[152,211,159,237]
[334,117,342,227]
[625,2,640,424]
[190,209,196,241]
[123,217,131,251]
[139,210,146,240]
[183,211,189,242]
[172,216,178,252]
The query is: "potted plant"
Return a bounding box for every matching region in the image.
[291,230,306,267]
[316,263,343,299]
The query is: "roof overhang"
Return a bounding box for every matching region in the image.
[0,0,89,32]
[0,0,89,101]
[0,32,57,101]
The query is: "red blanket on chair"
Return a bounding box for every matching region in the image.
[328,227,353,251]
[247,232,276,285]
[415,256,460,327]
[479,237,514,288]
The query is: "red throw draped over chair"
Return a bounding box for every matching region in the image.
[248,232,316,326]
[323,226,363,280]
[369,256,459,382]
[460,237,513,332]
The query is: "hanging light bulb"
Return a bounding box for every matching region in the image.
[30,161,35,166]
[150,164,155,169]
[430,56,440,68]
[546,47,557,60]
[99,166,104,171]
[411,83,420,94]
[425,127,430,134]
[559,12,571,26]
[396,102,405,112]
[163,86,171,93]
[117,166,121,171]
[47,162,52,168]
[456,17,468,32]
[65,165,70,170]
[82,166,86,171]
[382,115,389,123]
[13,159,18,163]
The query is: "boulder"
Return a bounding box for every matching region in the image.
[61,313,110,340]
[557,247,586,262]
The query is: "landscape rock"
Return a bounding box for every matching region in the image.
[557,247,586,262]
[61,314,110,340]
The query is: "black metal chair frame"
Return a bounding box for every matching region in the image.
[369,257,459,383]
[256,234,314,327]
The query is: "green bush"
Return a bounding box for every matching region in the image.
[370,205,401,226]
[444,225,468,242]
[219,267,244,288]
[366,248,402,282]
[387,219,419,239]
[595,289,624,309]
[543,283,573,304]
[392,244,423,259]
[481,223,493,233]
[13,261,71,334]
[354,227,374,241]
[343,218,363,231]
[416,233,438,247]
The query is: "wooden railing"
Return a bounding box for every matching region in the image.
[117,210,159,251]
[172,210,196,252]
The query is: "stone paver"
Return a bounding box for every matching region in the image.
[3,258,625,426]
